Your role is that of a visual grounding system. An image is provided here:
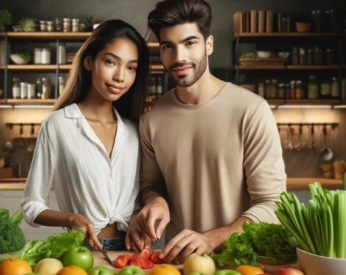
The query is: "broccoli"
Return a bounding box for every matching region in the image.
[0,209,26,254]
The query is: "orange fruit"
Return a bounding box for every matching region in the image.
[149,264,181,275]
[0,258,32,275]
[56,266,88,275]
[235,265,264,275]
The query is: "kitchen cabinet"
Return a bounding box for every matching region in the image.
[232,32,346,107]
[0,189,64,240]
[0,32,165,106]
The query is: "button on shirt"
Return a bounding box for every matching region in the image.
[21,103,140,233]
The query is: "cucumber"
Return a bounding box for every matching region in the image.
[10,210,23,225]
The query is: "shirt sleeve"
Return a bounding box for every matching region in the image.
[20,122,56,227]
[139,117,167,196]
[241,101,287,224]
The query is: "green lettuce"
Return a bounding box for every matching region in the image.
[21,229,85,268]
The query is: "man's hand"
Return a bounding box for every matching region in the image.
[68,213,103,251]
[159,229,215,264]
[136,196,170,242]
[126,211,151,252]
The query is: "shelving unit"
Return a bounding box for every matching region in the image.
[0,32,164,106]
[233,32,346,107]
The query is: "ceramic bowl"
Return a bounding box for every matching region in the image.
[297,248,346,275]
[10,53,32,65]
[295,22,312,33]
[257,51,271,58]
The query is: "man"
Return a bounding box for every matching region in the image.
[126,0,286,264]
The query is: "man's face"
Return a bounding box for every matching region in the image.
[159,23,213,87]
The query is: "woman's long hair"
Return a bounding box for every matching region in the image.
[54,19,149,121]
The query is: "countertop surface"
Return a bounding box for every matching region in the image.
[93,251,183,273]
[0,178,343,190]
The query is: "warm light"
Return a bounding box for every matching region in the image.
[14,105,54,109]
[333,105,346,109]
[0,105,12,109]
[269,105,277,109]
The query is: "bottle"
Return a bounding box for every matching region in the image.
[307,75,319,99]
[12,77,21,99]
[271,79,278,98]
[296,80,304,99]
[35,77,42,98]
[58,44,66,64]
[291,47,299,65]
[156,78,163,95]
[278,83,285,99]
[299,48,306,65]
[307,48,313,65]
[290,81,296,99]
[320,81,331,98]
[331,77,340,98]
[58,76,66,95]
[264,79,271,98]
[257,83,265,97]
[149,77,156,96]
[41,77,51,99]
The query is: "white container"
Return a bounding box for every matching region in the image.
[41,48,51,64]
[297,248,346,275]
[20,82,28,99]
[58,44,66,64]
[27,84,36,99]
[34,48,42,64]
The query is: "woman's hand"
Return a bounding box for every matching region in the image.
[68,213,103,250]
[126,211,151,252]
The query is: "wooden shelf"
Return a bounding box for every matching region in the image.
[285,99,341,105]
[6,99,56,104]
[286,65,341,70]
[287,178,343,190]
[236,65,285,70]
[235,32,343,38]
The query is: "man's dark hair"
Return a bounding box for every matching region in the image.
[148,0,212,40]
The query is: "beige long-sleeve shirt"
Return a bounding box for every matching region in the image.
[140,82,287,241]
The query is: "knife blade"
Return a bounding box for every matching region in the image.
[97,247,113,265]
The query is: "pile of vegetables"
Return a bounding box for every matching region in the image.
[211,221,296,267]
[21,229,85,268]
[276,180,346,259]
[0,209,26,254]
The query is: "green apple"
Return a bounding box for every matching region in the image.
[214,270,242,275]
[188,273,208,275]
[88,266,114,275]
[62,246,94,271]
[118,265,145,275]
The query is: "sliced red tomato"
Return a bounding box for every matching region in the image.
[139,248,151,259]
[139,257,155,269]
[129,255,144,268]
[113,254,132,268]
[150,252,166,264]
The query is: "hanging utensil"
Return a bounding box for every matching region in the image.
[320,124,333,161]
[308,124,315,148]
[294,124,303,151]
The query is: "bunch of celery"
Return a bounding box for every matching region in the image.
[275,179,346,258]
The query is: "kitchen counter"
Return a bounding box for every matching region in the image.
[93,251,183,273]
[0,178,343,190]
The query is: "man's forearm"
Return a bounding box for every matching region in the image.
[203,216,251,252]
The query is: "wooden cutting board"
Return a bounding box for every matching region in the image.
[93,251,183,273]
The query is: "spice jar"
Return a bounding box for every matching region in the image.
[47,21,54,32]
[58,76,66,95]
[307,48,313,65]
[331,77,340,98]
[278,83,286,99]
[257,83,265,97]
[314,47,323,65]
[58,44,66,64]
[63,18,72,32]
[271,79,278,98]
[55,18,63,32]
[320,81,331,98]
[40,20,47,32]
[41,77,51,99]
[326,48,335,65]
[35,77,42,98]
[290,81,296,99]
[72,19,80,32]
[308,75,319,99]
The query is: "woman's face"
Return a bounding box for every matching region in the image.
[85,37,139,102]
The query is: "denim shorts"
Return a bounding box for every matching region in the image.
[98,236,126,251]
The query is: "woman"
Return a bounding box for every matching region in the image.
[20,19,149,251]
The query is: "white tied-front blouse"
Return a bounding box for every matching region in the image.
[21,103,140,233]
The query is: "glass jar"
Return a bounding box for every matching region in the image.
[326,48,335,65]
[291,47,299,65]
[314,47,323,65]
[12,77,21,99]
[271,79,278,98]
[40,20,47,32]
[296,80,304,99]
[58,76,66,95]
[47,21,54,32]
[63,18,72,32]
[299,48,306,65]
[35,77,42,98]
[278,83,286,99]
[308,75,319,99]
[72,19,80,32]
[257,83,265,97]
[55,18,63,32]
[264,79,271,98]
[58,44,66,64]
[307,48,313,65]
[41,48,51,64]
[320,81,331,98]
[41,77,51,99]
[27,83,36,99]
[290,81,296,99]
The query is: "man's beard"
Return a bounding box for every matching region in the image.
[166,54,208,87]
